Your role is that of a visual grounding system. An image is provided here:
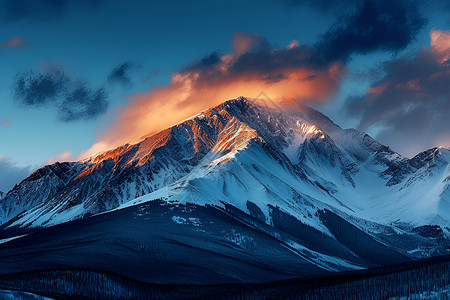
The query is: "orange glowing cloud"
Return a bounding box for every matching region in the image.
[47,150,74,165]
[429,29,450,64]
[365,82,388,95]
[232,32,268,57]
[79,33,343,159]
[396,79,421,91]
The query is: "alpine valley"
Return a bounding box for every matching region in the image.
[0,97,449,297]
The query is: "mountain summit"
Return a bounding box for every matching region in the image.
[0,96,448,283]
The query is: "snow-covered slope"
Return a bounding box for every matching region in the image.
[0,97,393,227]
[378,147,450,225]
[0,96,449,269]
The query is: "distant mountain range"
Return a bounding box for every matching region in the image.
[0,96,448,284]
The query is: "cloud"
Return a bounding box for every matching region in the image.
[0,0,100,23]
[79,32,343,158]
[13,64,108,122]
[59,83,108,122]
[78,1,427,159]
[0,36,28,48]
[180,51,222,73]
[0,156,31,192]
[107,62,137,87]
[13,67,69,105]
[0,118,11,127]
[142,69,160,84]
[346,29,450,156]
[46,150,73,165]
[313,0,426,65]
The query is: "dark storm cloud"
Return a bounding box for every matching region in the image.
[13,66,108,122]
[346,30,450,156]
[313,0,426,65]
[107,62,137,87]
[0,0,100,23]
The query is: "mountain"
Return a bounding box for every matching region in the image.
[0,96,448,283]
[0,97,397,227]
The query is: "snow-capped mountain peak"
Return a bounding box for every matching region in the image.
[0,96,449,261]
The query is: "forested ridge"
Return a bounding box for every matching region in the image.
[0,255,448,299]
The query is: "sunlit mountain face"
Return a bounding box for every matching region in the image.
[1,0,450,298]
[0,96,449,298]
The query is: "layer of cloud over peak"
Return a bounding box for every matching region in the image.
[46,150,73,165]
[78,1,428,158]
[13,65,108,122]
[80,32,343,158]
[346,29,450,157]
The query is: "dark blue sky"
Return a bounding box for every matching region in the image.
[1,0,450,191]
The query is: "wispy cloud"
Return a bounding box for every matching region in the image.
[13,64,108,122]
[346,29,450,156]
[142,69,160,84]
[107,62,138,87]
[0,36,28,48]
[46,150,73,165]
[0,118,11,127]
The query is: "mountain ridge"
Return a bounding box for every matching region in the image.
[1,96,448,228]
[0,96,448,275]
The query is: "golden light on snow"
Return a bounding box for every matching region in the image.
[78,36,343,159]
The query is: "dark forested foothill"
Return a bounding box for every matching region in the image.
[0,255,448,299]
